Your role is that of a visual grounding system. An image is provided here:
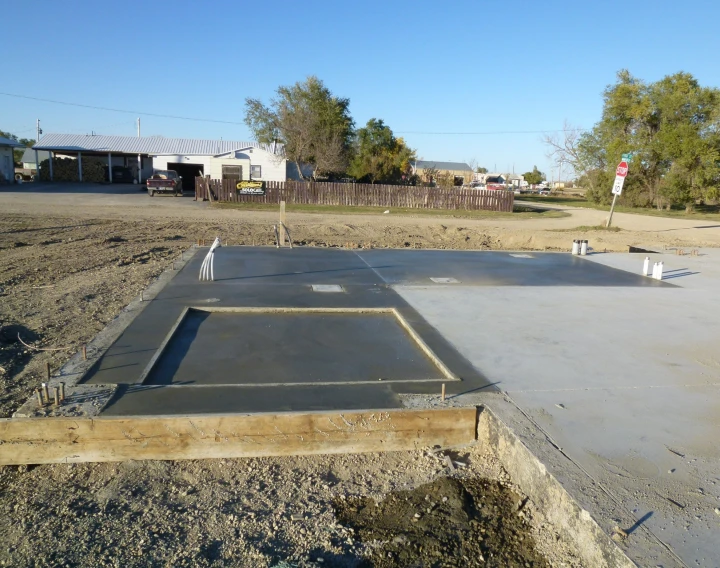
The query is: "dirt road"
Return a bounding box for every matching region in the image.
[3,183,720,251]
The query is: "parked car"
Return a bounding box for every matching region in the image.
[104,165,135,184]
[147,170,183,196]
[539,188,551,195]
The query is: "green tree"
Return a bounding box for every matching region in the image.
[244,76,354,180]
[522,165,544,185]
[546,70,720,209]
[348,119,417,184]
[476,166,488,174]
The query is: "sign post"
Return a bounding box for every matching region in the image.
[606,160,629,228]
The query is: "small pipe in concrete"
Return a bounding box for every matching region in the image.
[643,257,650,276]
[571,240,579,255]
[655,262,664,280]
[580,240,588,256]
[441,383,446,401]
[53,386,60,406]
[42,382,50,403]
[59,382,65,401]
[35,389,43,407]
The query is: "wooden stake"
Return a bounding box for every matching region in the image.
[45,361,51,381]
[441,383,446,401]
[42,382,50,403]
[53,387,60,406]
[35,389,43,407]
[279,201,287,246]
[82,345,87,360]
[59,382,65,401]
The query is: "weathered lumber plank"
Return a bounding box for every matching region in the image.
[0,408,478,465]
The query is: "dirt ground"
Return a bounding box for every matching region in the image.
[2,186,717,566]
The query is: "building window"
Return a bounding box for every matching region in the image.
[250,165,262,179]
[222,165,242,181]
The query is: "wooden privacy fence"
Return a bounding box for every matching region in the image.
[195,179,514,212]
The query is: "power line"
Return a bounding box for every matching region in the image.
[0,92,245,126]
[1,91,585,136]
[395,129,586,135]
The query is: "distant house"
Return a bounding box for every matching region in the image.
[0,136,23,183]
[413,160,473,186]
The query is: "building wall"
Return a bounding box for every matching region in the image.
[0,147,13,183]
[152,155,212,176]
[417,167,473,184]
[153,148,287,182]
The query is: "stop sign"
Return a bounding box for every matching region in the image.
[616,161,629,177]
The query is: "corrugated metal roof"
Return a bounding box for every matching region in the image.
[33,133,284,156]
[21,148,50,163]
[0,136,24,147]
[415,160,473,171]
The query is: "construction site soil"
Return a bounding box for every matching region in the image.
[3,201,703,567]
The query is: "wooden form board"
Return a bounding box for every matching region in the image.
[0,408,478,465]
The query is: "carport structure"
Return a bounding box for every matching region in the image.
[32,134,283,188]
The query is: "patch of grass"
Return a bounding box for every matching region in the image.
[211,201,569,219]
[519,194,720,221]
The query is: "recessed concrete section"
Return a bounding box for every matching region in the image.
[143,308,451,386]
[429,277,460,284]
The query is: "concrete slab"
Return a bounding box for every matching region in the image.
[393,250,720,566]
[357,249,676,287]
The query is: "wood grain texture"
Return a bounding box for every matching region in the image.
[0,408,478,465]
[194,178,513,212]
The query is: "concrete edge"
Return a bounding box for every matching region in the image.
[476,393,682,568]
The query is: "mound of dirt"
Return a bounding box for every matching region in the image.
[334,477,549,567]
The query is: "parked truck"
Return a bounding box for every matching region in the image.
[147,170,183,196]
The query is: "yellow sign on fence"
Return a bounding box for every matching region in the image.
[236,180,266,195]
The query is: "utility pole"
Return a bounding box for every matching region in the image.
[137,118,141,137]
[36,119,42,142]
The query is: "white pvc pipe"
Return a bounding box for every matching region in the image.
[571,240,579,255]
[655,262,664,280]
[643,257,650,276]
[580,240,588,256]
[199,237,221,281]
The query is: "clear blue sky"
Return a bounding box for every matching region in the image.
[3,0,718,179]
